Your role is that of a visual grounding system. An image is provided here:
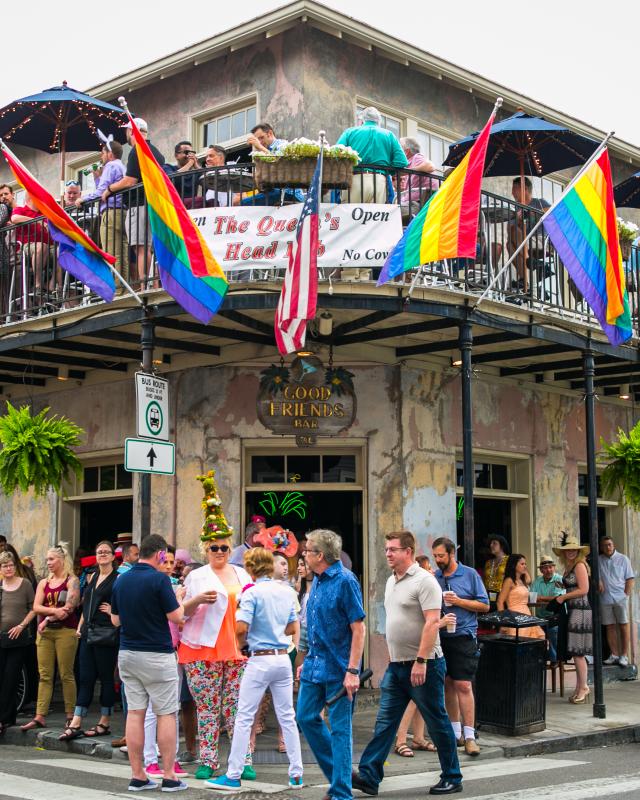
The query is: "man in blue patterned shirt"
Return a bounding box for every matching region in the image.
[297,529,366,800]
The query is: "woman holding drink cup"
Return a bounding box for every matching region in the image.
[496,554,544,639]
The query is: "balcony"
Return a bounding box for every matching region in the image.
[1,162,638,341]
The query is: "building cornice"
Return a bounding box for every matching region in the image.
[86,0,640,164]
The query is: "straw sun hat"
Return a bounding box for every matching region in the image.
[552,531,590,557]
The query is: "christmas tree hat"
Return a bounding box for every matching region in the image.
[197,469,234,541]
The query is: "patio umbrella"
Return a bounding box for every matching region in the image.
[614,172,640,208]
[443,110,599,201]
[0,81,126,195]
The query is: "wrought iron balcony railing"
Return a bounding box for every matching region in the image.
[0,162,638,339]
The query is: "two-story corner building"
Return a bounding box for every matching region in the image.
[1,0,640,677]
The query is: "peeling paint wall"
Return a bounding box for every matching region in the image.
[1,360,638,681]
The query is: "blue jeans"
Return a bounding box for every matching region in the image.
[359,658,461,786]
[297,678,354,800]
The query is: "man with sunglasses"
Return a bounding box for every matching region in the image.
[111,534,187,793]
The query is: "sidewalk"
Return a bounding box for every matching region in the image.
[3,678,639,784]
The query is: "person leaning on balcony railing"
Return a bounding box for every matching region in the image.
[201,145,232,207]
[11,192,55,295]
[76,140,129,291]
[0,186,14,275]
[165,141,202,209]
[507,176,550,292]
[398,137,437,223]
[105,117,166,288]
[336,107,408,281]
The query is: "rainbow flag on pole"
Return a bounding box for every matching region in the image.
[543,149,631,346]
[126,114,228,324]
[378,104,499,286]
[0,141,116,301]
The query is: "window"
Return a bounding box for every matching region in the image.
[532,176,564,204]
[456,461,509,490]
[83,463,132,492]
[416,128,454,172]
[248,452,357,485]
[355,104,402,138]
[577,473,603,499]
[201,104,256,149]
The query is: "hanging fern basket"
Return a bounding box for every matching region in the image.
[0,402,84,496]
[600,421,640,510]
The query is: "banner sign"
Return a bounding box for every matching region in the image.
[189,203,401,272]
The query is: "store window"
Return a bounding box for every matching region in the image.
[83,463,132,493]
[249,453,357,485]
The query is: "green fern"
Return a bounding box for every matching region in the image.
[600,422,640,510]
[0,402,84,496]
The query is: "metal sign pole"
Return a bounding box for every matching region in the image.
[139,310,154,541]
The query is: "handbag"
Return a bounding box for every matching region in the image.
[85,572,119,648]
[0,586,34,649]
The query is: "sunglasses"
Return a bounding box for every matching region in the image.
[65,180,80,187]
[209,544,230,553]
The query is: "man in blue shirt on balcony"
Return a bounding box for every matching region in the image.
[297,528,366,800]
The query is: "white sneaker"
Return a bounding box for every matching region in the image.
[603,655,619,665]
[619,655,629,667]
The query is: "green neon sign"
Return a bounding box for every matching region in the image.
[258,491,308,520]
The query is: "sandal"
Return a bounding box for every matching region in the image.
[412,739,437,752]
[20,718,46,732]
[394,743,414,757]
[59,725,84,741]
[85,723,111,737]
[278,738,287,754]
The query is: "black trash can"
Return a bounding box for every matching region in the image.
[475,611,547,736]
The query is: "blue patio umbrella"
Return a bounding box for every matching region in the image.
[443,111,599,198]
[0,81,126,192]
[614,172,640,209]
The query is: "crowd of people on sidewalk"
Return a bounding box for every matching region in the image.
[0,524,634,795]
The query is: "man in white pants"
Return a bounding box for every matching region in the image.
[207,547,303,791]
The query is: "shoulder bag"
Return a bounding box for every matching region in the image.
[86,573,119,648]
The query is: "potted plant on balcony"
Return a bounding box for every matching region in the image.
[600,421,640,509]
[253,138,359,191]
[617,217,639,261]
[0,402,83,496]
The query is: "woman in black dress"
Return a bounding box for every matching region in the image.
[60,540,119,740]
[553,533,592,704]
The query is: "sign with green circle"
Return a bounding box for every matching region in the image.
[145,401,164,437]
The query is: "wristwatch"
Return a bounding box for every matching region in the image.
[346,667,360,675]
[415,656,427,664]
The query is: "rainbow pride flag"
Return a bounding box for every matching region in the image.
[126,115,227,324]
[543,149,632,346]
[0,141,116,301]
[378,107,497,286]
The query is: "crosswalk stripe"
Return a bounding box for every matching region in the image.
[457,773,640,799]
[0,771,128,800]
[319,757,589,792]
[17,758,289,794]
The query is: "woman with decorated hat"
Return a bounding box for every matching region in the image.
[552,532,592,704]
[177,471,254,781]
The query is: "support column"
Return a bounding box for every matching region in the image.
[140,312,154,541]
[460,321,474,567]
[584,348,606,718]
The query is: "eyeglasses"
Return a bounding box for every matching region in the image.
[96,550,113,556]
[384,546,409,553]
[302,549,319,555]
[0,562,15,568]
[209,544,230,553]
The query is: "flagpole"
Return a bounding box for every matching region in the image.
[471,130,615,311]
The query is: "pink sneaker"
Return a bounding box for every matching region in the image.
[173,762,188,777]
[145,763,162,777]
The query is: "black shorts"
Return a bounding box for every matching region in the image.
[441,635,480,681]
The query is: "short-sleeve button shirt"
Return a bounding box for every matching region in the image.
[435,563,489,638]
[599,550,635,604]
[301,560,365,683]
[236,577,297,652]
[385,563,443,661]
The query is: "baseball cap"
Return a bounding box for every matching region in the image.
[121,117,148,131]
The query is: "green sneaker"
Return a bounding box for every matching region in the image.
[195,764,214,780]
[241,765,256,781]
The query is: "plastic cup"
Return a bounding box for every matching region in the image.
[443,591,454,607]
[446,619,457,634]
[529,591,538,604]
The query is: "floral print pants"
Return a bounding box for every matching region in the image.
[185,659,251,769]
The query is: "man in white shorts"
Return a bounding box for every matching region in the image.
[599,536,635,667]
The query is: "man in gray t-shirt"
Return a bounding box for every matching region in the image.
[353,531,462,797]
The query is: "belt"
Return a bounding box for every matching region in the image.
[251,648,288,657]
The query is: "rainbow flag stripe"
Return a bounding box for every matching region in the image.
[127,116,227,323]
[378,109,496,285]
[543,149,632,346]
[1,142,116,301]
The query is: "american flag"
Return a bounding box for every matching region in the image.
[274,153,322,355]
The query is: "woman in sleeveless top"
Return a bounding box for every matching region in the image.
[553,534,592,704]
[21,543,80,731]
[483,536,510,598]
[60,540,119,741]
[497,554,545,639]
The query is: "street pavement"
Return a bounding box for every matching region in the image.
[0,742,639,799]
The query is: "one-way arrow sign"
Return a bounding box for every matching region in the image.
[125,438,175,475]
